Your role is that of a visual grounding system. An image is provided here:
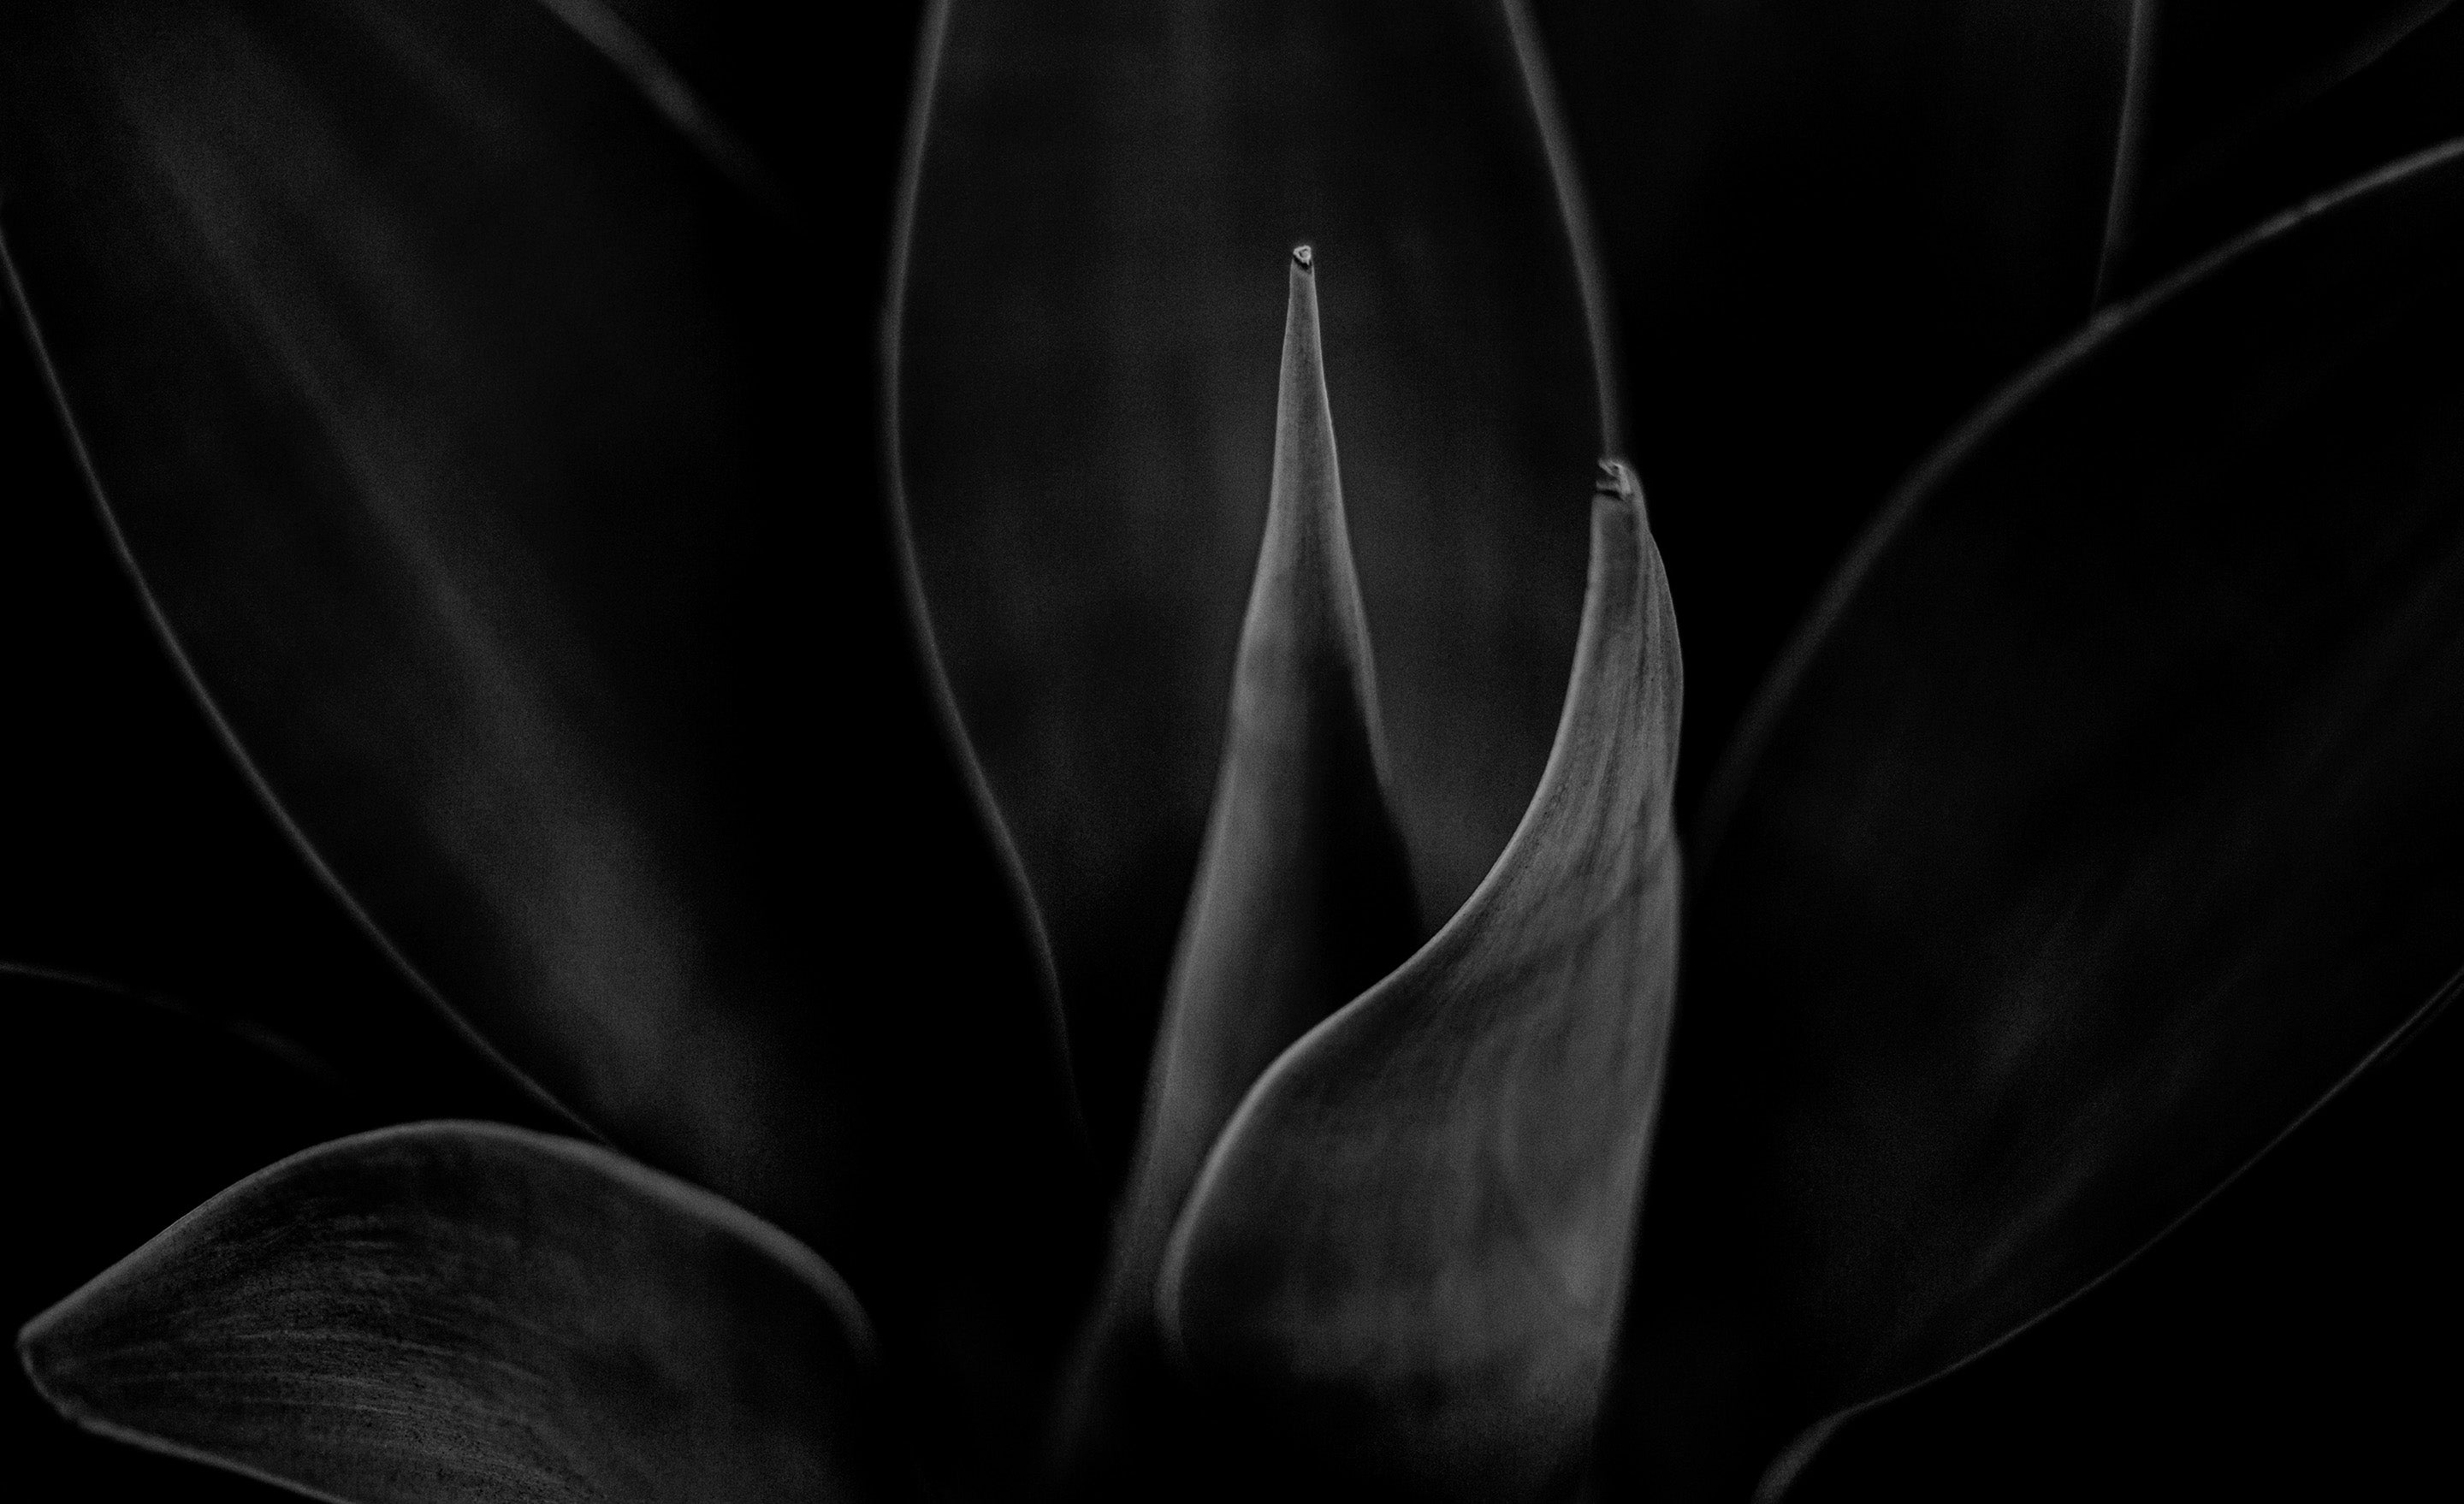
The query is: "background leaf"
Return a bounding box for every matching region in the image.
[894,0,1610,1170]
[2100,0,2464,298]
[0,2,1089,1481]
[1599,141,2464,1501]
[1529,0,2135,819]
[22,1122,892,1504]
[0,218,548,1134]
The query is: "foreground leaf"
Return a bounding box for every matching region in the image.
[894,0,1609,1161]
[1056,249,1421,1488]
[21,1122,890,1504]
[1604,141,2464,1501]
[1161,461,1681,1503]
[0,3,1089,1472]
[6,968,358,1503]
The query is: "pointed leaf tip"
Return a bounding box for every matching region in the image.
[20,1122,890,1504]
[1055,243,1419,1486]
[895,0,1604,1171]
[1158,463,1682,1502]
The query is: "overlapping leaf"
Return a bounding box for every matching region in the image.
[0,2,1088,1479]
[894,0,1608,1163]
[1053,250,1422,1492]
[1601,141,2464,1502]
[21,1122,890,1503]
[1160,461,1681,1503]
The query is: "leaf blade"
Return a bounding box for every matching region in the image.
[1603,139,2464,1501]
[21,1122,893,1504]
[1054,249,1422,1488]
[0,3,1091,1472]
[1159,464,1682,1503]
[893,0,1610,1164]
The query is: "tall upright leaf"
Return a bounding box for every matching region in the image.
[893,0,1609,1164]
[1162,461,1681,1503]
[1602,142,2464,1501]
[1054,249,1421,1489]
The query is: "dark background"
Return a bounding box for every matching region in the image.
[6,3,2455,1499]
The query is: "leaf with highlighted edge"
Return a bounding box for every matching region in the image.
[2098,0,2464,299]
[1160,458,1681,1504]
[0,3,1087,1478]
[1602,140,2464,1503]
[893,0,1610,1166]
[20,1122,891,1504]
[1054,246,1423,1487]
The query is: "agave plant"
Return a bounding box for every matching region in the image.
[6,1,2461,1501]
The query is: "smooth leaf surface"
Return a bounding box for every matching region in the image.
[1530,0,2135,818]
[894,0,1609,1164]
[1161,463,1681,1503]
[0,3,1090,1477]
[21,1122,891,1504]
[1603,142,2464,1501]
[6,968,359,1503]
[1056,251,1422,1489]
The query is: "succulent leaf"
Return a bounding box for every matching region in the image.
[1158,460,1682,1504]
[5,968,363,1502]
[0,0,1089,1473]
[1605,140,2464,1501]
[20,1122,891,1504]
[892,0,1611,1164]
[1055,248,1423,1486]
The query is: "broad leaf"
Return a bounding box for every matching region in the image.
[21,1122,891,1504]
[7,968,358,1503]
[894,0,1609,1163]
[1602,141,2464,1501]
[0,1,1088,1476]
[1160,461,1681,1503]
[1055,250,1421,1489]
[1528,0,2135,814]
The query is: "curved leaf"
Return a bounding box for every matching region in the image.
[21,1122,891,1504]
[0,253,548,1133]
[1159,461,1681,1503]
[1530,0,2138,815]
[0,1,1090,1474]
[2102,1,2464,297]
[536,0,925,212]
[1784,997,2463,1501]
[1602,141,2464,1501]
[893,0,1610,1161]
[6,968,358,1503]
[1054,250,1422,1488]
